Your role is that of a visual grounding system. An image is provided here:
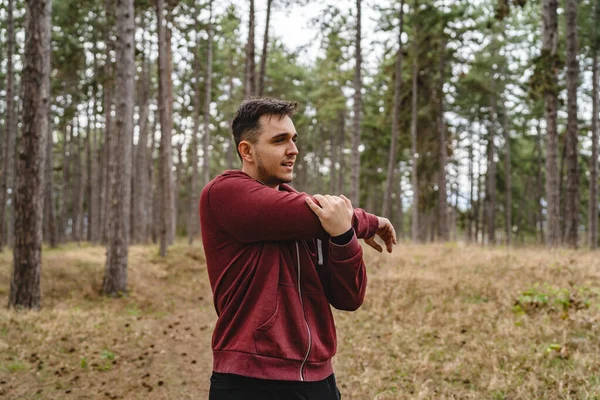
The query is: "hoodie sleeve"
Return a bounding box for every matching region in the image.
[316,230,370,311]
[204,174,378,243]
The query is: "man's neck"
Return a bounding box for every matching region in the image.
[241,164,279,190]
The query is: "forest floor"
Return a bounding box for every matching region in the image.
[0,240,600,399]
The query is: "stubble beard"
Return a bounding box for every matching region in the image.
[256,152,292,187]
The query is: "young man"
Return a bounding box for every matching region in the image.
[199,98,396,399]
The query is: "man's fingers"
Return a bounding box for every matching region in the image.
[365,237,383,253]
[305,197,324,216]
[313,194,330,209]
[340,194,352,210]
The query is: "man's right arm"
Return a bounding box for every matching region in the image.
[203,176,377,243]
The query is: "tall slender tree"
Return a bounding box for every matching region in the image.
[410,0,420,242]
[0,0,16,251]
[157,0,174,257]
[132,41,151,244]
[541,0,560,246]
[437,36,448,241]
[258,0,273,96]
[382,0,405,219]
[564,0,579,247]
[203,0,214,188]
[102,0,134,295]
[9,0,52,309]
[351,0,362,207]
[245,0,256,99]
[502,94,512,246]
[590,0,600,249]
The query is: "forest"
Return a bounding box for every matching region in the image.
[0,0,600,398]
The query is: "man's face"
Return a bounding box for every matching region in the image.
[252,114,299,188]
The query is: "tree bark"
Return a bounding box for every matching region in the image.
[437,36,448,241]
[9,0,52,309]
[542,0,560,246]
[60,123,72,242]
[258,0,273,96]
[157,0,174,257]
[203,0,214,188]
[564,0,579,248]
[103,0,134,296]
[0,0,16,251]
[132,50,150,244]
[188,26,202,246]
[590,0,600,249]
[336,111,345,194]
[44,117,57,248]
[350,0,362,207]
[382,0,405,219]
[73,118,84,243]
[486,93,498,244]
[90,46,101,243]
[502,81,512,246]
[410,0,419,242]
[468,129,474,242]
[245,0,256,99]
[101,2,114,245]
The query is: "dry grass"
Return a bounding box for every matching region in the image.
[1,241,599,399]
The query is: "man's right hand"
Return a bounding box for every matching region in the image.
[305,194,353,237]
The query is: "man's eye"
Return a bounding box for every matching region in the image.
[292,137,298,143]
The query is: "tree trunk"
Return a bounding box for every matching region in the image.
[468,129,474,242]
[245,0,256,99]
[44,117,57,248]
[502,88,512,246]
[258,0,273,96]
[437,36,448,241]
[350,0,362,207]
[542,0,560,246]
[486,94,498,244]
[60,123,72,242]
[132,52,150,244]
[336,111,345,194]
[203,0,213,188]
[149,113,157,244]
[9,0,52,309]
[73,118,84,243]
[382,0,405,218]
[188,26,202,246]
[396,163,405,240]
[90,46,101,243]
[101,2,114,245]
[103,0,134,296]
[535,120,545,244]
[410,0,419,242]
[157,0,174,257]
[590,0,600,249]
[564,0,579,248]
[0,0,16,251]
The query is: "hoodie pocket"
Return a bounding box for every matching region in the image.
[254,284,307,360]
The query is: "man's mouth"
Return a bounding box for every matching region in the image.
[282,161,294,168]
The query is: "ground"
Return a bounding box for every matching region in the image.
[0,240,599,399]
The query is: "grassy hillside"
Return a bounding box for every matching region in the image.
[1,241,599,399]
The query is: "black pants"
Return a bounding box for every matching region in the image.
[209,371,342,400]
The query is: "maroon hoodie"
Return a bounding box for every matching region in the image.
[199,170,378,382]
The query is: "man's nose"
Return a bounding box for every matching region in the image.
[287,141,299,155]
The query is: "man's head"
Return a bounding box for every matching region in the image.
[232,98,299,188]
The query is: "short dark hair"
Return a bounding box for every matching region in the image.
[231,98,298,159]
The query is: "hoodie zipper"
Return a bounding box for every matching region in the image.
[295,241,312,381]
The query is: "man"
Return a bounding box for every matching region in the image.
[199,98,396,399]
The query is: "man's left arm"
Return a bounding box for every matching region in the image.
[306,195,397,310]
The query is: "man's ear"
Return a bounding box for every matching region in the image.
[238,141,254,163]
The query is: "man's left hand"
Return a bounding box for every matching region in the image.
[364,217,397,253]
